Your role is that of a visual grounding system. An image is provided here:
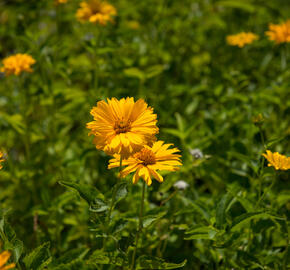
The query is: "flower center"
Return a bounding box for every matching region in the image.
[114,119,131,134]
[134,148,156,166]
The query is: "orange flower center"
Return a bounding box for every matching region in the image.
[114,119,131,134]
[135,148,156,165]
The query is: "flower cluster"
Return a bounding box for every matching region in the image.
[227,19,290,47]
[263,150,290,171]
[76,0,116,25]
[226,32,259,48]
[87,97,182,186]
[0,54,36,76]
[0,250,15,270]
[266,20,290,44]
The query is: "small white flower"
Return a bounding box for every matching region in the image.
[189,148,203,159]
[174,180,189,190]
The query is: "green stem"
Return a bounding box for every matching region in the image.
[283,215,289,270]
[106,157,122,225]
[259,126,266,150]
[160,190,177,205]
[256,126,266,207]
[256,171,277,208]
[281,44,287,71]
[131,181,146,270]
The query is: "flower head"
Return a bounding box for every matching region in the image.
[87,97,159,158]
[1,54,36,76]
[108,141,182,186]
[0,152,4,170]
[262,150,290,170]
[189,148,203,160]
[226,32,259,48]
[76,0,116,25]
[265,20,290,44]
[0,251,15,270]
[174,180,189,190]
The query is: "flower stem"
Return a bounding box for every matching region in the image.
[131,181,146,270]
[107,157,122,225]
[256,171,277,208]
[257,126,266,207]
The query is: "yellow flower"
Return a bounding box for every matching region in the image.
[226,32,259,48]
[262,150,290,170]
[108,141,182,186]
[87,97,159,158]
[1,54,36,76]
[55,0,68,4]
[0,152,4,170]
[265,20,290,44]
[0,251,15,270]
[76,0,116,25]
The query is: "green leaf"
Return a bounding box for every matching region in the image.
[231,212,284,231]
[111,219,129,234]
[59,181,104,205]
[163,128,185,140]
[48,259,84,270]
[88,250,128,267]
[114,182,128,205]
[11,239,23,262]
[23,242,51,270]
[266,136,286,147]
[136,256,186,269]
[145,65,164,79]
[0,113,25,134]
[123,67,145,81]
[185,226,218,240]
[89,198,109,213]
[216,1,256,13]
[216,193,233,229]
[143,211,167,228]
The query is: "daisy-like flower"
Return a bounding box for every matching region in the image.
[262,150,290,171]
[108,141,182,186]
[0,251,15,270]
[265,20,290,44]
[0,152,4,170]
[76,0,116,25]
[87,97,159,159]
[0,54,36,76]
[226,32,259,48]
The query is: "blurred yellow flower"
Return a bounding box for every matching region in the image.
[126,20,140,30]
[76,0,116,25]
[265,20,290,44]
[226,32,259,48]
[0,54,36,76]
[0,251,15,270]
[87,97,159,158]
[0,152,4,170]
[55,0,68,4]
[108,141,182,186]
[262,150,290,170]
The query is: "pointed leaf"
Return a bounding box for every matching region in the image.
[59,181,104,205]
[136,256,186,269]
[23,242,51,270]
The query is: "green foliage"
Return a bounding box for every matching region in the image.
[0,0,290,269]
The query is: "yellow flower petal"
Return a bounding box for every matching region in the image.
[1,54,35,76]
[262,150,290,170]
[109,141,182,185]
[87,97,158,158]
